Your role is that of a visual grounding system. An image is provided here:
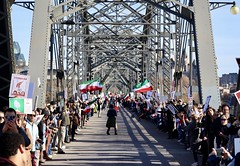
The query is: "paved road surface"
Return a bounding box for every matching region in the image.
[42,106,195,166]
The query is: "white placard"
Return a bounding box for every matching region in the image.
[203,96,211,112]
[146,91,152,99]
[82,93,88,101]
[9,74,30,98]
[171,91,175,100]
[35,115,44,125]
[167,104,176,115]
[234,138,240,156]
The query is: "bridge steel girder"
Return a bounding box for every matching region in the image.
[65,1,76,99]
[28,0,52,108]
[14,1,34,11]
[0,0,15,109]
[192,0,220,108]
[24,0,220,108]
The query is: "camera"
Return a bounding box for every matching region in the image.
[6,116,15,121]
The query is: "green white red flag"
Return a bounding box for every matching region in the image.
[83,105,91,114]
[82,98,99,114]
[86,79,103,91]
[124,93,130,101]
[133,79,153,93]
[79,79,96,92]
[79,79,103,92]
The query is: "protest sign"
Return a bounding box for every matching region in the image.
[9,98,32,114]
[234,90,240,104]
[9,74,30,98]
[203,96,211,112]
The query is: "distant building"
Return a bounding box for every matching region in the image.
[219,73,238,87]
[13,41,27,73]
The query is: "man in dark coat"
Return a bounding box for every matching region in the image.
[106,104,117,135]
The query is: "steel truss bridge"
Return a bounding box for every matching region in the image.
[1,0,230,109]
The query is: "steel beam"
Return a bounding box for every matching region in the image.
[0,0,15,109]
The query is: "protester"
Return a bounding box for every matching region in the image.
[16,113,33,166]
[57,107,67,154]
[64,108,71,143]
[49,108,59,152]
[0,108,31,147]
[70,109,79,141]
[97,98,102,118]
[207,147,240,166]
[185,113,202,166]
[0,111,4,124]
[219,115,230,148]
[26,111,40,166]
[106,104,118,135]
[166,105,175,139]
[41,108,53,161]
[0,132,28,166]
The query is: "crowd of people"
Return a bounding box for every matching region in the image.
[0,95,117,166]
[1,93,240,166]
[123,96,240,166]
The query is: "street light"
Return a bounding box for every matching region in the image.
[210,1,239,14]
[230,2,239,14]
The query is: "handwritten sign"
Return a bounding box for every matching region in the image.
[9,74,30,98]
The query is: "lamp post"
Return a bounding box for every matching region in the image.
[210,1,239,14]
[156,49,165,96]
[230,1,239,14]
[74,60,79,101]
[209,1,239,15]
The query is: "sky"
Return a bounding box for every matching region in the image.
[11,1,240,77]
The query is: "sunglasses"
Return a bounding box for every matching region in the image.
[29,114,36,117]
[0,117,4,120]
[221,119,227,121]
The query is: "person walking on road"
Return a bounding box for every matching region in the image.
[106,104,118,135]
[97,98,102,118]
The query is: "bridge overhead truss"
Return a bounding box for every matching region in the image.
[50,0,183,97]
[26,0,220,108]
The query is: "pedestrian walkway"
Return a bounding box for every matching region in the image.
[42,107,194,166]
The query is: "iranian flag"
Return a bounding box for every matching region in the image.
[133,79,153,93]
[79,79,103,92]
[83,105,91,114]
[79,79,97,92]
[86,79,103,91]
[124,94,130,101]
[82,98,99,114]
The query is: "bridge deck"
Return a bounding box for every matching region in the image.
[42,107,195,166]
